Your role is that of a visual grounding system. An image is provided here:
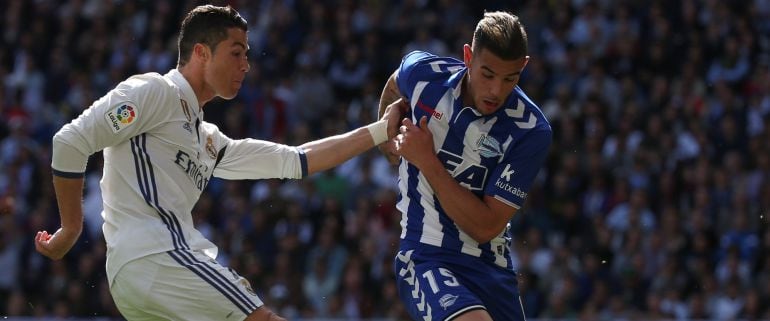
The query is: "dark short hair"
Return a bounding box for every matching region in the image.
[177,5,247,66]
[472,11,528,60]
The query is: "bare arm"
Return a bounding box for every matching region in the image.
[300,120,383,175]
[378,70,402,119]
[301,98,404,175]
[35,175,84,260]
[377,70,406,164]
[395,117,516,243]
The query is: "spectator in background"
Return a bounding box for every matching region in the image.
[1,0,769,319]
[328,44,370,103]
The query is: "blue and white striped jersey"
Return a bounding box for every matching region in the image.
[52,69,308,285]
[395,51,552,268]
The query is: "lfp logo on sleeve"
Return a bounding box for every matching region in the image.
[105,103,138,133]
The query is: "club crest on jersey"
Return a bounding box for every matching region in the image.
[439,294,458,310]
[104,103,137,133]
[239,278,257,296]
[180,99,192,122]
[475,134,502,158]
[205,136,217,159]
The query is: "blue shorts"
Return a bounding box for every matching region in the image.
[394,242,525,321]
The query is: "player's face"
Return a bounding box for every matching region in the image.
[205,28,250,100]
[463,45,529,115]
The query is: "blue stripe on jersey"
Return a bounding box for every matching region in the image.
[129,137,153,205]
[433,194,460,249]
[396,51,552,268]
[474,101,524,264]
[479,241,499,265]
[402,80,447,247]
[435,106,479,251]
[297,147,308,178]
[129,136,185,250]
[505,236,514,268]
[416,81,477,251]
[130,134,188,250]
[214,146,227,169]
[51,169,85,178]
[167,250,258,314]
[140,134,190,249]
[404,162,425,240]
[136,134,189,248]
[130,134,257,314]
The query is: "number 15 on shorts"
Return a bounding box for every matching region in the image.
[422,268,460,293]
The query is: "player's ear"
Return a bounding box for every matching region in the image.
[463,44,472,67]
[521,56,530,70]
[193,43,210,61]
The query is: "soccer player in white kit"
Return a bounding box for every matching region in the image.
[34,5,402,321]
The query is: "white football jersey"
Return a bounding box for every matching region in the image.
[52,69,307,284]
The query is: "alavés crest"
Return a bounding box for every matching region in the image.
[476,134,503,158]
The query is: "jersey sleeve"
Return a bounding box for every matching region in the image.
[396,51,439,101]
[485,128,552,209]
[51,74,172,177]
[211,129,306,180]
[396,51,465,102]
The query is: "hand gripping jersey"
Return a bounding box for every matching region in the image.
[51,69,307,285]
[395,51,552,268]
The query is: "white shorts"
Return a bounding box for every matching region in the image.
[110,250,263,321]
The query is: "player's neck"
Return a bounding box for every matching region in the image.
[177,65,214,109]
[460,73,474,107]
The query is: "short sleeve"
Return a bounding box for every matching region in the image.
[396,51,434,100]
[485,128,552,208]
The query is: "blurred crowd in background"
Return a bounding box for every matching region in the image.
[1,0,769,320]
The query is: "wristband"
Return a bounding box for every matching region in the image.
[366,119,389,145]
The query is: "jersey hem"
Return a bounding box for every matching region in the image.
[297,147,308,177]
[52,168,85,178]
[445,305,486,321]
[492,194,521,209]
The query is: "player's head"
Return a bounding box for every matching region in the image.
[177,5,250,99]
[463,11,529,115]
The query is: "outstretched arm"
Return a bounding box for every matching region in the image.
[378,70,402,119]
[377,70,406,164]
[35,175,84,260]
[301,98,405,176]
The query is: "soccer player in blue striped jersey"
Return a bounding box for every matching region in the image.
[35,5,401,321]
[378,11,551,321]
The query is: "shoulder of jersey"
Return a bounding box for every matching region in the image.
[115,73,181,107]
[120,72,168,91]
[503,96,549,130]
[111,72,178,120]
[102,73,170,134]
[409,56,464,84]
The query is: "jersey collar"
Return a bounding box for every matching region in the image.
[447,70,522,120]
[166,69,202,114]
[445,67,467,100]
